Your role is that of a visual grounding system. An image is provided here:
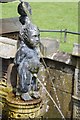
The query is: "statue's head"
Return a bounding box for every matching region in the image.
[20,17,40,47]
[27,24,40,47]
[18,2,40,47]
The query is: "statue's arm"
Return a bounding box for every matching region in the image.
[14,47,26,65]
[35,47,40,59]
[14,48,21,65]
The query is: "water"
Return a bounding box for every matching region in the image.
[37,65,73,119]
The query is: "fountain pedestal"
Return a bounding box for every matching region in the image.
[6,92,42,119]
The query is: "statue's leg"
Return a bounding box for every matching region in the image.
[18,62,32,93]
[31,75,38,91]
[30,74,40,99]
[18,65,33,100]
[20,70,31,93]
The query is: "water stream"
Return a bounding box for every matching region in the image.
[37,64,72,119]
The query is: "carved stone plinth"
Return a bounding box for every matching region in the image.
[6,92,43,119]
[0,80,7,106]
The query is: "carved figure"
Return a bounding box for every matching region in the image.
[14,2,40,100]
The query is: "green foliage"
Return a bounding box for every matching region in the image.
[0,2,78,53]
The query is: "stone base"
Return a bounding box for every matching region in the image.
[0,80,7,106]
[6,92,42,119]
[72,43,80,56]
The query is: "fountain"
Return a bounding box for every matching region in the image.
[0,1,80,120]
[0,1,47,119]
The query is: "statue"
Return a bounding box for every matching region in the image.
[14,2,40,101]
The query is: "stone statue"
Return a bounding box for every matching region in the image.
[14,2,40,101]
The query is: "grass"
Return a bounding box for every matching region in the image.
[0,2,78,53]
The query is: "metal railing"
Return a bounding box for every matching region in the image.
[40,29,80,42]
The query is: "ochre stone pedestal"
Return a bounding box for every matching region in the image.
[0,80,12,105]
[0,80,7,107]
[6,92,42,119]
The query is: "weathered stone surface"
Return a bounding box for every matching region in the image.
[41,57,75,74]
[49,68,73,93]
[46,68,73,118]
[0,37,17,58]
[72,43,80,56]
[0,58,2,78]
[40,38,59,57]
[52,51,71,64]
[73,68,80,119]
[0,0,16,3]
[0,18,21,35]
